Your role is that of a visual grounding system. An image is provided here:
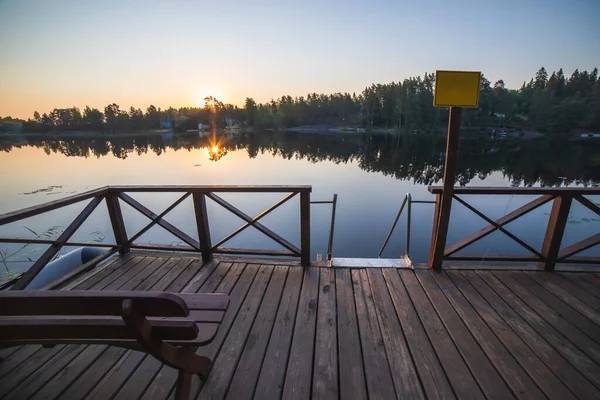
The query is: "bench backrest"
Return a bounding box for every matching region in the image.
[0,291,197,343]
[0,291,190,317]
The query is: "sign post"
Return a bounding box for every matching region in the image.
[429,70,481,269]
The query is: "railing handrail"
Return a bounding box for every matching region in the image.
[428,186,600,270]
[1,185,314,290]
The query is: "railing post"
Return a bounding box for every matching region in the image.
[300,190,311,267]
[429,107,462,269]
[193,192,212,262]
[106,191,129,255]
[327,194,338,261]
[428,194,441,266]
[539,195,572,271]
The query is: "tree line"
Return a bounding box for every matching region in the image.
[4,67,599,135]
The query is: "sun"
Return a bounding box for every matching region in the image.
[195,90,223,108]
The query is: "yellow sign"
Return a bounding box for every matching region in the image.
[434,70,481,108]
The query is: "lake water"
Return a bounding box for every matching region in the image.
[0,131,599,279]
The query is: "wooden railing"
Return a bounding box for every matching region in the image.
[0,185,312,290]
[428,186,600,270]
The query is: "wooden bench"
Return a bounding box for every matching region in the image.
[0,290,229,399]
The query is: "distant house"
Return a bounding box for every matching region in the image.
[0,121,23,131]
[493,112,506,119]
[160,121,172,129]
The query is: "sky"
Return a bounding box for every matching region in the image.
[1,0,599,119]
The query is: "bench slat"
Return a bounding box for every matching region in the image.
[0,317,199,341]
[0,291,189,317]
[0,323,219,348]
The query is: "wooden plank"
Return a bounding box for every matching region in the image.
[3,345,87,400]
[0,186,108,226]
[72,255,146,290]
[383,269,458,399]
[0,345,44,381]
[253,267,303,399]
[60,252,130,290]
[281,267,319,400]
[399,270,483,399]
[108,185,311,193]
[560,272,600,299]
[300,191,311,266]
[490,272,600,376]
[86,349,148,400]
[415,269,514,399]
[165,259,206,293]
[334,268,367,400]
[463,270,600,399]
[311,268,338,400]
[507,271,600,344]
[445,270,574,399]
[11,196,104,290]
[29,344,107,400]
[445,194,553,257]
[206,192,301,255]
[225,266,288,400]
[367,269,426,398]
[429,186,600,195]
[525,272,600,321]
[186,262,233,294]
[56,346,129,400]
[351,269,397,399]
[119,193,201,250]
[540,196,572,271]
[550,274,600,311]
[199,265,276,398]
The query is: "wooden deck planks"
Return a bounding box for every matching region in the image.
[383,269,457,400]
[281,266,319,400]
[2,251,600,400]
[253,267,303,399]
[399,269,483,399]
[199,265,275,398]
[311,268,338,400]
[335,268,368,400]
[463,270,600,400]
[481,271,600,390]
[225,266,288,400]
[366,269,425,399]
[445,270,575,400]
[352,269,397,399]
[415,269,516,400]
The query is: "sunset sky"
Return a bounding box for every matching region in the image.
[1,0,599,119]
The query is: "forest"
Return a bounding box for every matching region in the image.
[3,67,599,135]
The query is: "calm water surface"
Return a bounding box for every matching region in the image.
[0,132,598,278]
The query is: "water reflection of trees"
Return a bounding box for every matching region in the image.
[1,132,599,187]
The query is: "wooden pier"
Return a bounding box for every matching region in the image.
[1,185,599,399]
